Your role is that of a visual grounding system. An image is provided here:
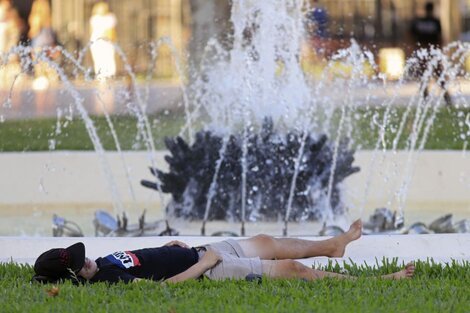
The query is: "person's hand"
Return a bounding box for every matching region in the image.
[200,249,222,269]
[164,240,190,249]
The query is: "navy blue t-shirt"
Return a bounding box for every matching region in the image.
[90,246,199,284]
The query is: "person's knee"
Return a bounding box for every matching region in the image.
[263,260,309,279]
[282,260,308,276]
[252,234,276,247]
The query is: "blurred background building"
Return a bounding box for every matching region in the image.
[305,0,462,51]
[52,0,192,80]
[9,0,196,80]
[4,0,470,80]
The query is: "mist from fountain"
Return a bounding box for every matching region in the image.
[177,1,378,230]
[163,0,470,232]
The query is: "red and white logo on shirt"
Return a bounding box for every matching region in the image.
[105,251,141,269]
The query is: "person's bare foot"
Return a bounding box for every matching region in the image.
[382,263,415,280]
[330,219,362,257]
[345,219,362,242]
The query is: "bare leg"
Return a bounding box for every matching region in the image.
[237,219,362,260]
[261,259,415,281]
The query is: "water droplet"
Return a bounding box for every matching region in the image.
[39,178,48,194]
[48,139,56,150]
[3,98,12,108]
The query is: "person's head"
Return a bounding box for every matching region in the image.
[77,257,98,280]
[425,2,434,15]
[92,2,110,16]
[33,242,95,284]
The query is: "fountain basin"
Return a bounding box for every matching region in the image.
[0,150,469,236]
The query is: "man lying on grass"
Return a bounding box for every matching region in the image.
[32,219,414,284]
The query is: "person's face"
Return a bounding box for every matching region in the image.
[77,257,98,280]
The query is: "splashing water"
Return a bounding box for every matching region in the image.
[2,0,470,234]
[172,0,470,229]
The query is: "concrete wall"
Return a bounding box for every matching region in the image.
[345,150,470,214]
[0,150,468,209]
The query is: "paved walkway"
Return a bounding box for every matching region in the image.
[0,81,181,120]
[2,234,469,267]
[2,79,470,120]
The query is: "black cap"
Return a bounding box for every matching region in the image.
[34,242,86,279]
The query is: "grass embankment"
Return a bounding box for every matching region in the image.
[0,111,185,151]
[348,106,469,150]
[1,260,469,312]
[0,106,468,151]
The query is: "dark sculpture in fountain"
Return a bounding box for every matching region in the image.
[141,118,360,225]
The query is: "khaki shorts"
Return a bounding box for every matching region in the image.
[197,239,263,280]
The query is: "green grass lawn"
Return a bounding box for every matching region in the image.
[0,110,186,151]
[346,106,470,151]
[1,260,469,313]
[0,106,469,152]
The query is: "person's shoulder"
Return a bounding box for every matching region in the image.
[411,17,422,27]
[410,17,420,30]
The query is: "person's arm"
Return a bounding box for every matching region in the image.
[164,249,222,284]
[91,268,137,284]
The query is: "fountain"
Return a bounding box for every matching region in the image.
[141,119,359,236]
[1,0,470,237]
[137,1,370,235]
[140,0,470,235]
